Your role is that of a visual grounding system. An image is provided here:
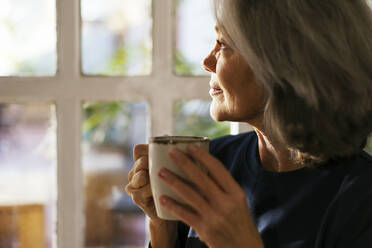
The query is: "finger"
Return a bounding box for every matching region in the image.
[159,195,201,228]
[143,198,158,219]
[134,156,149,172]
[132,187,153,206]
[158,168,210,215]
[168,148,223,202]
[128,156,149,181]
[133,144,148,161]
[187,144,240,194]
[125,184,153,201]
[131,170,149,188]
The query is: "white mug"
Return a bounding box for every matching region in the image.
[149,136,210,220]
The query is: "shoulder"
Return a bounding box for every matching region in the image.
[208,131,258,170]
[209,131,257,156]
[328,151,372,206]
[337,151,372,195]
[316,152,372,247]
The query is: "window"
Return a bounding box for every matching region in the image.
[3,0,372,247]
[81,0,152,76]
[174,0,214,76]
[82,102,148,247]
[0,104,57,247]
[0,0,56,76]
[0,0,251,247]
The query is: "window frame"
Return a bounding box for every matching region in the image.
[0,0,251,247]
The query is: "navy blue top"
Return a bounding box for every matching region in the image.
[152,132,372,247]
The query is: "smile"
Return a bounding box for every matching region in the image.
[209,87,223,96]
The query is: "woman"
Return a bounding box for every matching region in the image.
[125,0,372,247]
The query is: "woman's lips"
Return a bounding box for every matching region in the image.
[209,87,223,96]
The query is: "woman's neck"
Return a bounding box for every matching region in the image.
[254,128,303,172]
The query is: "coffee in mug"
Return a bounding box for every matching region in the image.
[149,136,210,220]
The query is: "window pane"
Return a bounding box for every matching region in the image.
[174,0,214,76]
[81,0,152,76]
[82,102,147,248]
[174,99,230,138]
[0,104,57,247]
[0,0,56,76]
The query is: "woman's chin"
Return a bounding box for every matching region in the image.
[210,104,228,122]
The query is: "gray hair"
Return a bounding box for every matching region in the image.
[213,0,372,165]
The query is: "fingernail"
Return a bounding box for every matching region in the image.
[158,169,169,179]
[169,148,181,158]
[160,196,168,205]
[188,144,198,153]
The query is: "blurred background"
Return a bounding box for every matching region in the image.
[1,0,371,247]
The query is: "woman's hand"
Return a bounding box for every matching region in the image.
[157,144,264,248]
[125,144,178,248]
[125,144,164,221]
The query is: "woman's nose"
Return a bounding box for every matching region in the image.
[202,51,217,73]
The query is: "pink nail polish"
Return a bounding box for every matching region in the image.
[158,169,168,179]
[160,196,168,204]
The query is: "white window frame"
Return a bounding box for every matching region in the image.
[0,0,251,247]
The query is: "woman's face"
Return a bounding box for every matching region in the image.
[203,26,265,125]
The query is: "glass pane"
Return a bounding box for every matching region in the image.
[174,0,214,76]
[0,104,57,247]
[0,0,56,76]
[81,0,152,76]
[82,102,147,248]
[174,99,230,138]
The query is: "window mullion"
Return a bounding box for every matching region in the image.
[56,0,83,247]
[149,94,174,136]
[152,0,173,79]
[57,98,83,248]
[57,0,80,81]
[150,0,174,138]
